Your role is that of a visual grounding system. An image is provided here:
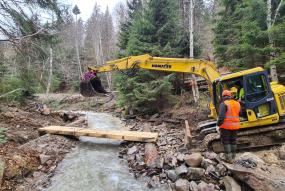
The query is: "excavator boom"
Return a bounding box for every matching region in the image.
[89,54,220,84]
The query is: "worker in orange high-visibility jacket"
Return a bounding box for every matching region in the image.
[216,90,241,163]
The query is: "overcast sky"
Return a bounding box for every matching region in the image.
[70,0,124,21]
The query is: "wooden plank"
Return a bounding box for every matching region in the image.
[39,126,158,142]
[184,120,192,147]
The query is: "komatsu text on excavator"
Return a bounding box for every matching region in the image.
[80,54,285,152]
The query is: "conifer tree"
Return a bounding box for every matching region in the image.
[117,0,142,56]
[115,0,184,114]
[214,0,285,72]
[127,0,183,57]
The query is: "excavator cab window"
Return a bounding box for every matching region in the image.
[245,74,269,102]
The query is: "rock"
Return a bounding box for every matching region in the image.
[175,178,190,191]
[216,163,227,176]
[148,175,160,188]
[172,156,178,167]
[197,181,215,191]
[166,170,178,182]
[280,160,285,168]
[187,167,205,180]
[0,157,4,184]
[263,153,279,164]
[127,146,138,155]
[175,165,188,176]
[220,176,241,191]
[224,153,285,191]
[39,154,51,164]
[160,172,167,179]
[185,153,203,167]
[207,183,215,191]
[144,143,160,168]
[32,171,42,178]
[135,153,144,163]
[204,152,218,160]
[236,152,264,164]
[177,153,185,162]
[142,123,152,132]
[279,145,285,160]
[189,181,198,191]
[201,158,216,169]
[42,104,51,115]
[205,165,216,175]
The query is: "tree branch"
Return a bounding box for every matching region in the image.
[272,0,284,26]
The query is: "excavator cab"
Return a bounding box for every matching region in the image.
[213,68,279,128]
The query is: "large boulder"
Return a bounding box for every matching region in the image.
[185,153,203,167]
[175,178,190,191]
[224,153,285,191]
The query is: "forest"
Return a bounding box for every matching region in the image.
[0,0,284,108]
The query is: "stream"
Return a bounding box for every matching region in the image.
[44,112,167,191]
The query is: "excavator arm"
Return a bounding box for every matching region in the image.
[89,54,220,84]
[85,54,221,118]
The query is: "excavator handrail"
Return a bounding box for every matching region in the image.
[89,54,221,84]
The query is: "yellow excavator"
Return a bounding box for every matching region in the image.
[80,54,285,152]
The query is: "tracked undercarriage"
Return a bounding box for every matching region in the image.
[196,121,285,153]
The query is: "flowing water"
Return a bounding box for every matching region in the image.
[44,112,167,191]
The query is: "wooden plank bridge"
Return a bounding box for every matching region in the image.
[39,126,158,143]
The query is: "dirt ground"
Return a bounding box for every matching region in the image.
[0,102,79,190]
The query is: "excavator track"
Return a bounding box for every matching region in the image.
[201,122,285,153]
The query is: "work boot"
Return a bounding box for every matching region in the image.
[231,144,237,160]
[223,144,233,163]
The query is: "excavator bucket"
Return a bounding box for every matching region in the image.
[80,76,107,97]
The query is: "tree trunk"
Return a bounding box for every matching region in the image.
[189,0,199,103]
[75,14,82,80]
[46,47,53,94]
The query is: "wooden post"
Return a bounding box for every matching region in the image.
[184,120,192,148]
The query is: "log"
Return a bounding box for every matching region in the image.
[39,126,158,142]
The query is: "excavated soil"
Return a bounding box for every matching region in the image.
[0,103,79,190]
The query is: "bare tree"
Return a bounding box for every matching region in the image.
[46,47,53,94]
[73,5,82,79]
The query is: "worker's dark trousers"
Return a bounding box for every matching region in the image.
[220,129,237,145]
[220,128,238,160]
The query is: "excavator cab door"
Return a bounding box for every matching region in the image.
[243,71,278,121]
